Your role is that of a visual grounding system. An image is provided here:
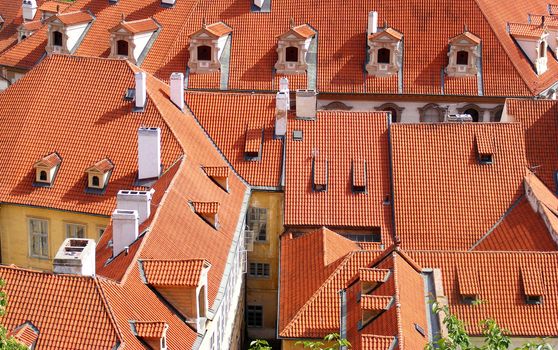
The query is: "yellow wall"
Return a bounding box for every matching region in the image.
[246,191,283,340]
[0,204,109,271]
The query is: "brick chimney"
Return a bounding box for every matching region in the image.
[112,209,139,257]
[53,238,96,276]
[137,127,161,180]
[170,72,184,110]
[117,189,154,225]
[296,89,317,120]
[135,71,147,110]
[22,0,37,22]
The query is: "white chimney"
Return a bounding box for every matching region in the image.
[161,0,176,5]
[296,89,317,120]
[53,238,96,276]
[138,127,161,180]
[279,77,290,109]
[22,0,37,22]
[112,209,139,257]
[275,92,288,137]
[135,71,147,110]
[254,0,265,8]
[117,189,154,224]
[368,11,378,36]
[170,72,184,110]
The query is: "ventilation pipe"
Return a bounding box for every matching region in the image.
[117,189,154,225]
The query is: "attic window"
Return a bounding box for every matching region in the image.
[366,26,403,76]
[377,48,390,64]
[521,266,544,305]
[446,29,480,77]
[475,133,494,165]
[85,158,114,191]
[188,21,233,73]
[457,266,480,305]
[479,154,493,164]
[33,152,62,186]
[191,201,220,229]
[117,40,129,56]
[352,159,367,193]
[293,130,303,141]
[313,156,327,192]
[275,22,316,75]
[456,51,468,65]
[285,46,298,62]
[462,294,477,305]
[526,295,543,305]
[245,125,263,161]
[197,45,211,61]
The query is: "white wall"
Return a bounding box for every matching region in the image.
[132,32,154,62]
[66,23,89,52]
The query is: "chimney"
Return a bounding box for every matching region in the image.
[137,127,161,180]
[22,0,37,22]
[53,238,96,276]
[112,209,139,257]
[275,92,288,137]
[161,0,176,6]
[279,77,290,108]
[135,71,147,110]
[295,89,317,120]
[117,189,154,224]
[368,11,378,35]
[170,72,184,111]
[254,0,265,8]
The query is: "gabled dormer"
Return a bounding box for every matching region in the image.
[366,25,403,77]
[46,11,94,54]
[202,166,230,192]
[188,20,232,74]
[275,20,316,75]
[33,152,61,186]
[130,321,168,350]
[191,201,220,229]
[509,22,549,75]
[39,1,68,20]
[139,259,211,333]
[85,158,114,191]
[109,17,159,65]
[530,14,558,57]
[18,20,42,42]
[446,28,481,77]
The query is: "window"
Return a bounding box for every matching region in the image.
[478,153,493,164]
[247,305,263,327]
[526,295,543,305]
[53,31,62,46]
[385,107,397,123]
[464,108,479,122]
[462,294,477,305]
[97,226,106,239]
[39,170,47,181]
[197,45,211,61]
[456,50,468,65]
[249,263,270,278]
[285,46,298,62]
[340,232,381,242]
[21,35,27,40]
[377,48,390,64]
[29,218,48,258]
[539,41,546,58]
[247,207,267,241]
[66,223,86,238]
[91,175,100,187]
[117,40,128,56]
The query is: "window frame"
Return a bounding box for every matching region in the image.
[377,48,391,64]
[246,305,264,328]
[247,207,268,242]
[28,218,49,259]
[65,222,87,239]
[248,262,270,278]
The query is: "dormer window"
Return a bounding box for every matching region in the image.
[131,321,169,350]
[457,266,480,305]
[17,20,42,42]
[275,21,317,75]
[191,201,220,229]
[109,18,159,64]
[33,152,62,186]
[202,166,230,192]
[521,266,544,305]
[474,132,494,165]
[313,155,327,192]
[352,159,367,193]
[46,11,94,55]
[446,28,480,77]
[366,25,403,77]
[245,124,263,161]
[509,22,548,75]
[85,158,114,192]
[188,21,233,74]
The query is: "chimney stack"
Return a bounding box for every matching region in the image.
[112,209,139,257]
[368,11,378,36]
[254,0,265,8]
[137,127,161,180]
[170,72,184,111]
[117,189,154,225]
[295,89,317,120]
[279,77,290,108]
[135,71,147,110]
[275,92,288,137]
[22,0,37,22]
[161,0,176,6]
[53,239,96,276]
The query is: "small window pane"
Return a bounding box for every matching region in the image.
[456,50,468,65]
[29,218,48,258]
[247,207,267,241]
[377,48,390,64]
[285,46,298,62]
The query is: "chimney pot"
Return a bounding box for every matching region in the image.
[22,0,37,21]
[137,127,161,180]
[295,89,317,120]
[170,72,185,110]
[117,189,154,224]
[135,71,147,110]
[53,239,96,276]
[112,209,139,257]
[368,11,378,35]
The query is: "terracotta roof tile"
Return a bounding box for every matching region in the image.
[191,201,219,214]
[140,259,207,287]
[39,1,71,13]
[457,265,480,296]
[54,11,94,26]
[361,295,392,311]
[202,165,229,178]
[132,321,168,339]
[369,27,403,41]
[20,20,44,31]
[203,21,232,37]
[86,158,114,173]
[361,335,396,350]
[508,22,546,39]
[111,18,159,35]
[360,268,389,283]
[245,124,263,156]
[34,152,61,168]
[521,265,545,297]
[291,24,316,39]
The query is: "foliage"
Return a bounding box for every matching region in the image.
[425,301,553,350]
[248,339,272,350]
[0,280,27,350]
[296,333,351,350]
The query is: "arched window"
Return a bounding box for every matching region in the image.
[117,40,128,56]
[197,45,211,61]
[539,41,546,58]
[420,104,442,123]
[285,46,299,62]
[53,31,62,46]
[39,170,47,181]
[377,48,390,64]
[386,107,398,123]
[456,50,469,65]
[92,175,100,187]
[464,108,480,122]
[197,285,206,318]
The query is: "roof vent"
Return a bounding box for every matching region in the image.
[521,266,544,305]
[53,238,96,276]
[112,209,139,257]
[296,90,317,120]
[161,0,176,7]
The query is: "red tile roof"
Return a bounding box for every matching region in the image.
[191,201,220,214]
[86,158,114,173]
[20,20,44,31]
[361,335,395,350]
[111,18,159,35]
[34,152,61,168]
[54,11,94,26]
[140,259,207,287]
[9,322,39,348]
[39,1,70,14]
[132,321,168,339]
[284,111,393,243]
[0,0,45,54]
[202,165,229,178]
[361,295,392,311]
[391,122,528,250]
[186,91,283,188]
[508,23,546,39]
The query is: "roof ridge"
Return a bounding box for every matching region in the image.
[393,255,405,349]
[94,278,125,347]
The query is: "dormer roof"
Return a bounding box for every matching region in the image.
[509,22,547,39]
[449,30,481,45]
[39,1,70,14]
[140,259,210,287]
[368,27,403,41]
[110,18,159,35]
[34,152,61,168]
[190,21,232,38]
[202,165,229,178]
[131,321,168,339]
[20,20,43,31]
[86,158,114,174]
[192,201,220,215]
[279,23,316,40]
[52,11,94,26]
[529,14,558,29]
